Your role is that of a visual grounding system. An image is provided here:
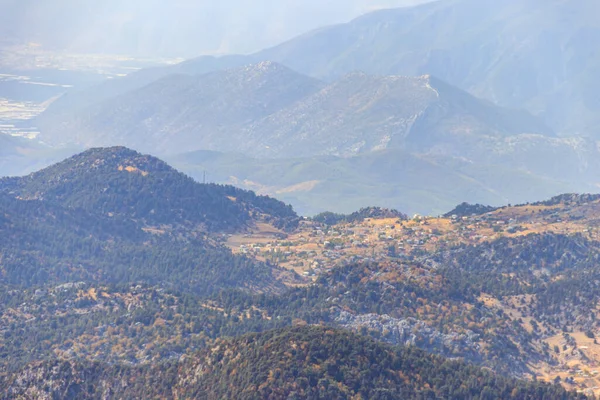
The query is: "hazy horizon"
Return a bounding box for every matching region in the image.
[0,0,431,57]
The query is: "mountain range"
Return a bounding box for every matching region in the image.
[25,59,600,215]
[246,0,600,137]
[22,0,600,216]
[35,0,600,138]
[36,60,596,215]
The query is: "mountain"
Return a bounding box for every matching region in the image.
[0,146,298,231]
[37,65,553,158]
[41,0,600,137]
[38,62,326,155]
[0,326,581,400]
[243,73,553,158]
[0,147,299,292]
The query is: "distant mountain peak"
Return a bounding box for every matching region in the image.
[248,60,280,71]
[230,60,314,82]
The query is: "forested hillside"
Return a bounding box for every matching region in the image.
[0,192,285,293]
[3,149,600,396]
[0,147,301,294]
[0,146,298,231]
[0,326,583,400]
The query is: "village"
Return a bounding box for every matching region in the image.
[227,199,600,279]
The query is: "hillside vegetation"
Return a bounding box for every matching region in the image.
[0,326,583,400]
[4,152,600,396]
[0,147,299,294]
[0,146,298,232]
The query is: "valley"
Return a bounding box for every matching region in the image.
[0,43,182,139]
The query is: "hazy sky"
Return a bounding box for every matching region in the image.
[0,0,431,57]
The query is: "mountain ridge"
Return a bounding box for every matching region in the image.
[37,65,554,159]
